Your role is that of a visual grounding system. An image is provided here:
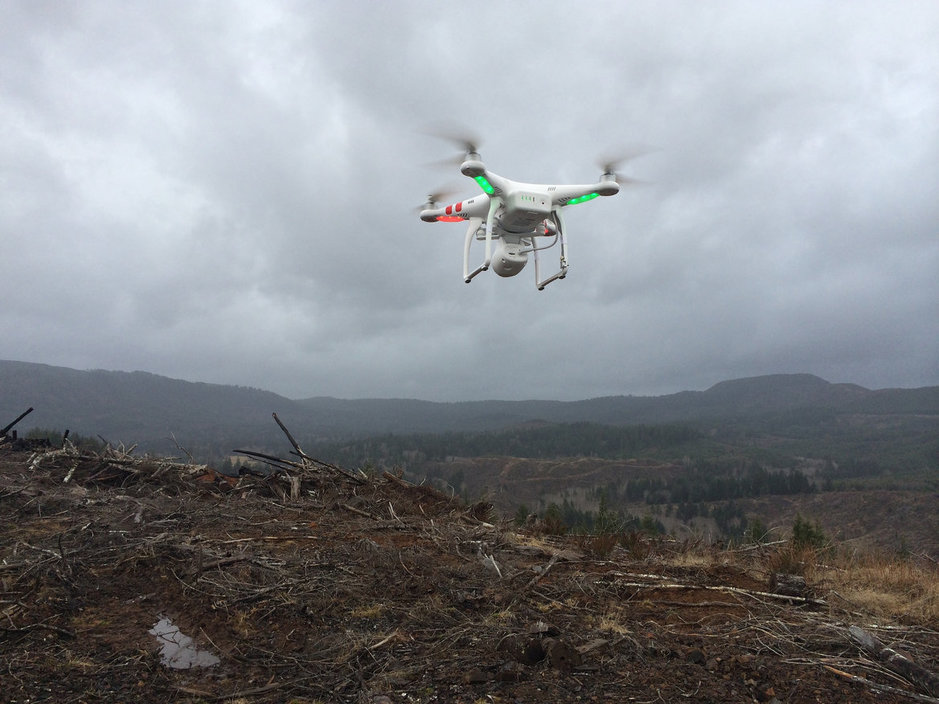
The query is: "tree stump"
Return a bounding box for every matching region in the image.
[769,572,807,597]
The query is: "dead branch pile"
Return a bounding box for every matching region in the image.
[1,414,938,703]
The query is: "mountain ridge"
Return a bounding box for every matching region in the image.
[2,359,937,455]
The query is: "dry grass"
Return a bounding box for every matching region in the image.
[596,608,633,636]
[821,550,939,622]
[761,542,821,579]
[579,533,619,557]
[662,549,716,570]
[726,540,939,623]
[349,603,386,619]
[622,536,939,624]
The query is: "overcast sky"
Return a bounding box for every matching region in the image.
[2,1,937,401]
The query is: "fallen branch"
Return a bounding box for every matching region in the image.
[0,621,76,639]
[382,471,413,489]
[825,665,939,704]
[848,625,939,698]
[613,578,827,606]
[272,412,305,458]
[508,553,560,606]
[236,413,366,485]
[341,502,379,520]
[232,449,301,474]
[208,679,300,701]
[296,451,367,484]
[1,407,34,437]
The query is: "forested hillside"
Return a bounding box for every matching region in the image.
[4,360,937,554]
[3,361,938,459]
[303,415,938,555]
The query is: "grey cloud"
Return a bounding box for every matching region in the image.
[1,1,937,401]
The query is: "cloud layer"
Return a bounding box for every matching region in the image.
[2,1,937,400]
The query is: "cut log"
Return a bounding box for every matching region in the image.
[848,625,939,697]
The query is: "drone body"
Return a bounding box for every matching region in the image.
[420,143,627,289]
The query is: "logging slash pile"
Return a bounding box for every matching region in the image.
[1,412,938,703]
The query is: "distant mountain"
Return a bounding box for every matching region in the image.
[290,375,848,430]
[2,360,937,456]
[0,360,299,453]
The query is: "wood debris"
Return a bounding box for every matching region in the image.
[1,413,937,703]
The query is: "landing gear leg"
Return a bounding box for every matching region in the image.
[463,197,501,283]
[534,207,569,290]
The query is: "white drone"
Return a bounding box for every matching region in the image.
[420,134,638,289]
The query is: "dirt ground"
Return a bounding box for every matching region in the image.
[1,444,937,703]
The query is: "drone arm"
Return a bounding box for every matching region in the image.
[551,180,619,207]
[533,207,569,290]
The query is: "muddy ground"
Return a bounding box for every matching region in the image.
[1,444,937,703]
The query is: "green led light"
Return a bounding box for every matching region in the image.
[567,193,599,205]
[474,175,495,194]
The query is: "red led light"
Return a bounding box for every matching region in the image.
[437,216,463,222]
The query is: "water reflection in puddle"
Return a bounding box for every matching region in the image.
[149,616,220,669]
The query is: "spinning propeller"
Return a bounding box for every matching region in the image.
[417,186,462,212]
[598,147,653,184]
[421,126,484,168]
[426,126,482,158]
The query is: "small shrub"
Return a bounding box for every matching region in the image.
[619,530,653,560]
[541,503,567,536]
[744,517,770,544]
[791,514,827,550]
[580,532,619,558]
[764,543,817,578]
[594,492,622,535]
[639,514,664,535]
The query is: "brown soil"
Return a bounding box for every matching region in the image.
[1,445,937,703]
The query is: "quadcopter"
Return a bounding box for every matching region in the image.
[420,135,638,289]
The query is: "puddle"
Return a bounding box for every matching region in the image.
[149,616,220,669]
